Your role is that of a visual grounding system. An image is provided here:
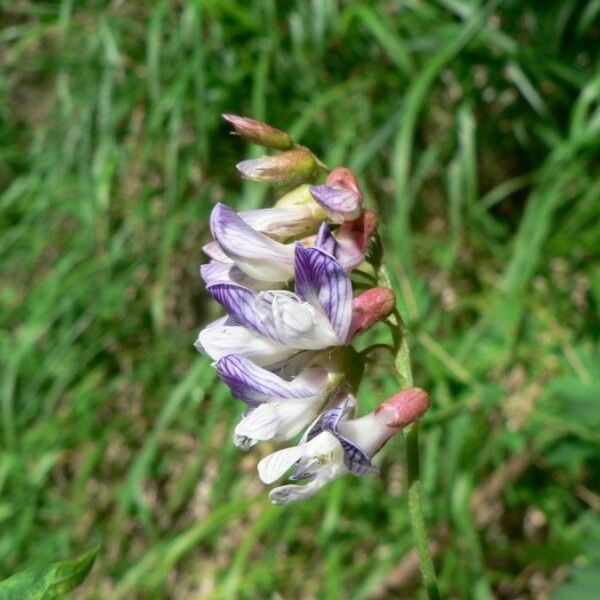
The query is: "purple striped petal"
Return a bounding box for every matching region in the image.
[299,393,356,446]
[200,261,272,291]
[309,185,362,223]
[206,283,279,340]
[318,406,377,476]
[215,354,328,405]
[338,437,379,475]
[294,242,353,342]
[210,203,295,282]
[313,222,339,256]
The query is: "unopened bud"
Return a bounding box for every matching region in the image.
[309,167,363,223]
[337,210,378,254]
[236,149,318,185]
[223,114,294,150]
[375,387,430,429]
[326,167,362,198]
[350,287,396,338]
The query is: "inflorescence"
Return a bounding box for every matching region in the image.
[195,115,430,504]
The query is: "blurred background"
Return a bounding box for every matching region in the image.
[2,1,600,598]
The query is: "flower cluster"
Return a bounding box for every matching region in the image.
[195,115,430,503]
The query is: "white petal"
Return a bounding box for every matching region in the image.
[203,241,233,263]
[337,413,390,457]
[195,322,296,366]
[200,261,275,291]
[271,294,340,349]
[239,205,316,239]
[237,400,325,446]
[234,404,280,441]
[304,430,345,460]
[269,463,346,504]
[272,400,323,440]
[258,445,307,484]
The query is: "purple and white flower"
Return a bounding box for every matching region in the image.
[215,354,343,448]
[257,388,430,504]
[208,202,296,284]
[201,195,375,289]
[196,227,396,368]
[197,231,353,365]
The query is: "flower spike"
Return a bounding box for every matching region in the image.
[195,116,432,510]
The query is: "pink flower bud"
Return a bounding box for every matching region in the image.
[326,167,363,200]
[350,287,396,338]
[223,114,294,150]
[236,149,318,185]
[375,387,430,429]
[337,210,378,254]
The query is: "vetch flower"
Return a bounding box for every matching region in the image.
[215,354,343,449]
[204,202,376,290]
[209,202,295,283]
[197,226,395,366]
[195,316,296,367]
[257,388,430,504]
[205,236,353,356]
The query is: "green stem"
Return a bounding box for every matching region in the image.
[378,263,441,600]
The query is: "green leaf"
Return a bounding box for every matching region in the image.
[0,547,98,600]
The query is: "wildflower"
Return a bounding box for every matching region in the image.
[208,202,296,283]
[197,221,395,366]
[257,388,430,504]
[193,113,432,505]
[215,354,345,449]
[202,203,376,289]
[196,231,353,363]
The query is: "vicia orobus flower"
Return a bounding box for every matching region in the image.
[215,353,346,449]
[258,388,430,504]
[201,197,375,289]
[197,229,354,365]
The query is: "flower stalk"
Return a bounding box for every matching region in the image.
[379,263,440,600]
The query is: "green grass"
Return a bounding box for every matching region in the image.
[2,0,600,597]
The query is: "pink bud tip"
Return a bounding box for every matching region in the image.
[338,210,378,254]
[222,113,293,151]
[326,167,363,200]
[375,388,430,429]
[350,287,396,338]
